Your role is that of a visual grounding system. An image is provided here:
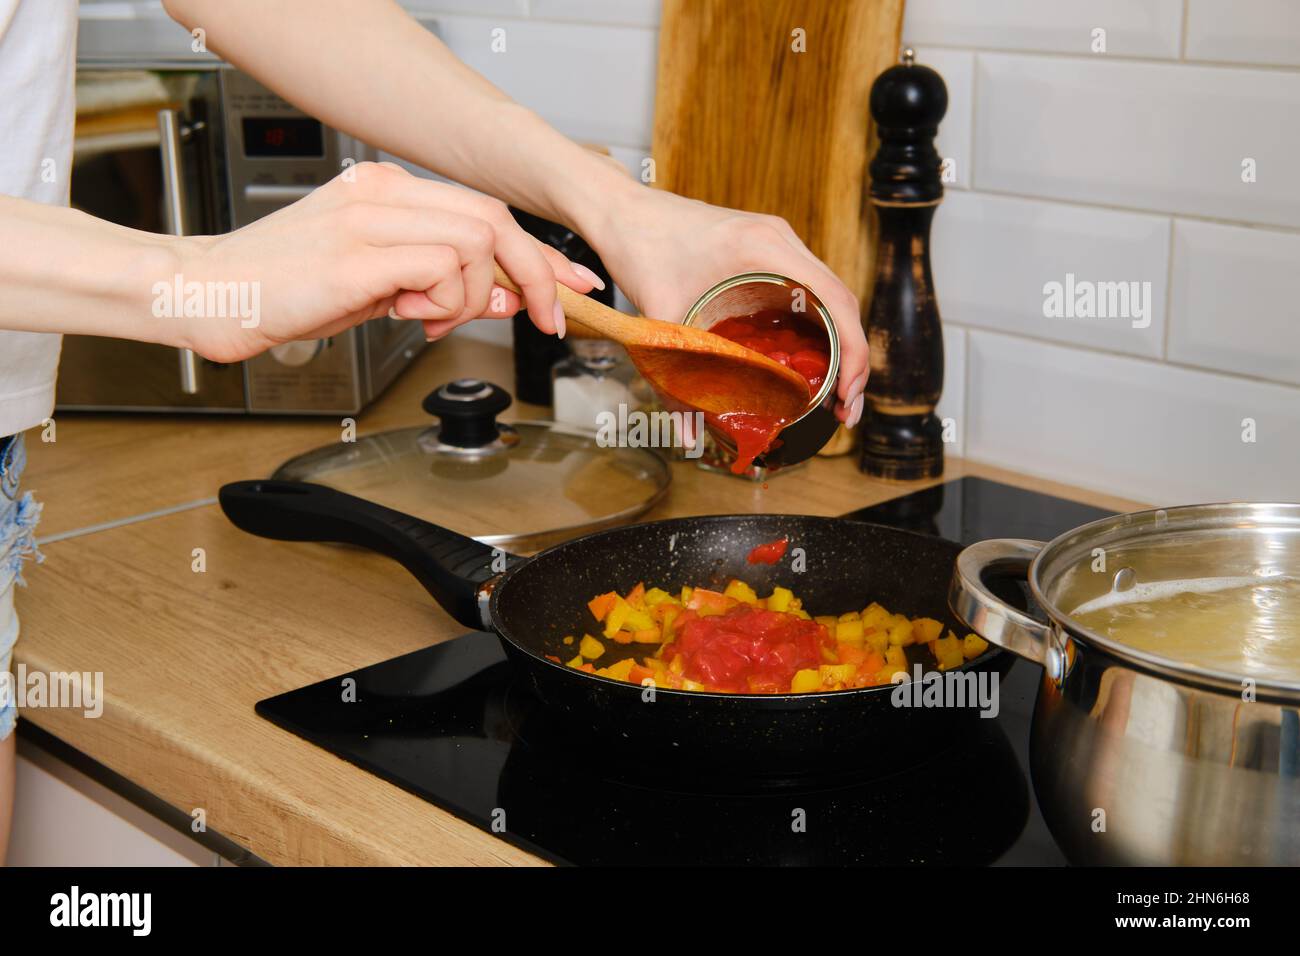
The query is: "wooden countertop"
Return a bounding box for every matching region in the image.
[16,336,1142,866]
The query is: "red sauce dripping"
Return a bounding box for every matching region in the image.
[667,605,825,693]
[707,310,830,473]
[746,536,789,565]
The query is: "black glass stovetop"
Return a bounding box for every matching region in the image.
[257,476,1115,865]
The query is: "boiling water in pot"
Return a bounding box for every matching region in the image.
[1071,575,1300,682]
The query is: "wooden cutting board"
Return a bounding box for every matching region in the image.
[651,0,905,304]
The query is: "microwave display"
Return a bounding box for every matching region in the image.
[242,116,325,158]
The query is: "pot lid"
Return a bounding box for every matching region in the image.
[271,379,671,553]
[1034,502,1300,697]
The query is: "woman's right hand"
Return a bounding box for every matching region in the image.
[172,161,599,363]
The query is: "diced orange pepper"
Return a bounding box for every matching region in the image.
[631,627,661,643]
[626,582,646,608]
[628,665,655,686]
[837,643,867,666]
[587,592,618,622]
[686,588,734,616]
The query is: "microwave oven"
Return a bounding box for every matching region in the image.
[59,65,426,414]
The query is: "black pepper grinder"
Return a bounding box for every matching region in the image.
[858,49,948,481]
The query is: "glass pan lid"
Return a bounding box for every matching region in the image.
[272,380,671,553]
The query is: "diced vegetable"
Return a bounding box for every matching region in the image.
[887,616,915,646]
[911,617,943,644]
[766,586,794,612]
[819,663,857,687]
[933,633,963,670]
[835,617,865,644]
[723,579,760,605]
[567,581,960,695]
[587,592,618,622]
[962,633,989,660]
[644,587,674,607]
[790,668,821,693]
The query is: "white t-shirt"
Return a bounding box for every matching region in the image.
[0,0,76,437]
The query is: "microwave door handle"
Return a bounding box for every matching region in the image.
[157,107,200,396]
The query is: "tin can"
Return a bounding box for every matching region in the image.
[680,272,841,471]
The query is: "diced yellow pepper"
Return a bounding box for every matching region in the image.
[837,610,861,622]
[579,634,604,659]
[835,618,865,644]
[680,585,693,604]
[963,633,989,660]
[861,603,891,630]
[682,679,707,692]
[911,617,943,644]
[644,587,673,607]
[933,634,963,670]
[865,629,889,655]
[603,598,632,638]
[819,664,856,687]
[603,658,635,682]
[887,616,915,646]
[885,645,908,673]
[562,635,574,645]
[723,579,760,605]
[766,586,794,612]
[565,654,584,669]
[790,608,811,620]
[815,615,838,631]
[790,668,822,693]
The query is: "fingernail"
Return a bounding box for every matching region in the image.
[552,301,566,339]
[846,394,865,429]
[570,263,606,291]
[846,372,867,401]
[389,306,404,321]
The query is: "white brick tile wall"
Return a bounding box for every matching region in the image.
[403,0,528,17]
[1185,0,1300,68]
[902,0,1184,59]
[932,191,1169,358]
[530,0,662,28]
[974,54,1300,230]
[935,323,967,457]
[434,14,656,148]
[1167,219,1300,386]
[966,330,1300,504]
[905,46,973,189]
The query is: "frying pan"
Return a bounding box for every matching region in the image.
[220,480,1009,768]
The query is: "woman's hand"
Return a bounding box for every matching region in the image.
[174,162,598,363]
[591,186,869,426]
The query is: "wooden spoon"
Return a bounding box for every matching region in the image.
[492,265,810,421]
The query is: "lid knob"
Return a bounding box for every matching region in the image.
[422,379,513,448]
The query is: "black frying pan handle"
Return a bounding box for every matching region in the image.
[218,480,505,630]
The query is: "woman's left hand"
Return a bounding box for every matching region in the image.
[592,186,869,427]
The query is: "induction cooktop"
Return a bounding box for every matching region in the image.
[256,476,1115,865]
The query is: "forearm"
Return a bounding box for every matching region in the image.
[0,196,189,346]
[163,0,637,244]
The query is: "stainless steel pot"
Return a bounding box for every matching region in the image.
[950,502,1300,866]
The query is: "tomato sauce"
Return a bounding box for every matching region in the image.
[746,536,789,565]
[667,605,826,693]
[711,311,831,393]
[708,310,831,473]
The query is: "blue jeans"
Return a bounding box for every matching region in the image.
[0,434,43,740]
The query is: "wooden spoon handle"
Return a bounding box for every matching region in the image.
[493,263,652,341]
